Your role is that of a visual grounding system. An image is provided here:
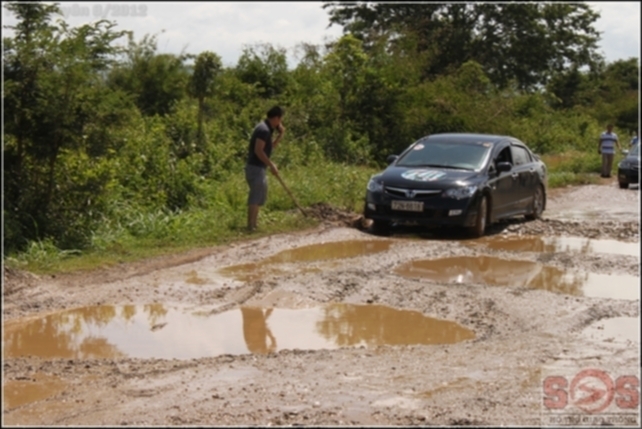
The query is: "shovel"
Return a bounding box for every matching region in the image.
[273,172,308,217]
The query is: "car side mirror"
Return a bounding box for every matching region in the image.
[496,162,512,173]
[386,155,399,165]
[622,150,629,155]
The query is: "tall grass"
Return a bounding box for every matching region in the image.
[4,160,378,274]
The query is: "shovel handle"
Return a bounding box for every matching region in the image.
[274,173,307,217]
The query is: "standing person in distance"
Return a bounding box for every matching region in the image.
[630,131,638,148]
[244,106,285,232]
[598,123,621,178]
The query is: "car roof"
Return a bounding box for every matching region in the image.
[418,133,515,145]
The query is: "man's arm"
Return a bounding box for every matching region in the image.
[272,124,285,149]
[255,138,278,175]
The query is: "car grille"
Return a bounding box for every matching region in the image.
[384,186,442,199]
[380,206,441,218]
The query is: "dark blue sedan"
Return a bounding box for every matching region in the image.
[364,133,548,237]
[617,144,639,189]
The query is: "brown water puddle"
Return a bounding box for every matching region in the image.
[3,373,67,410]
[3,303,474,361]
[467,235,640,257]
[394,256,640,300]
[219,240,393,281]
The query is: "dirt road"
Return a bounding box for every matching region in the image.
[3,180,640,426]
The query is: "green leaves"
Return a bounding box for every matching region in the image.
[324,2,603,90]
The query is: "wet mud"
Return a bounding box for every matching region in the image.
[2,181,640,426]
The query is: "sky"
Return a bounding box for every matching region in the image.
[2,1,640,68]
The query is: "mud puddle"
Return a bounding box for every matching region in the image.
[581,317,640,344]
[394,256,640,300]
[3,303,474,361]
[218,239,393,281]
[467,235,640,257]
[3,373,67,410]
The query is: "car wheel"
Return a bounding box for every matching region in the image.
[468,195,487,238]
[525,185,545,220]
[371,219,391,236]
[619,181,629,189]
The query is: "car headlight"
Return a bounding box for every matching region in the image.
[367,175,384,193]
[443,185,477,200]
[619,161,635,169]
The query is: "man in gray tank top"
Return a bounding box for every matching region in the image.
[245,106,285,231]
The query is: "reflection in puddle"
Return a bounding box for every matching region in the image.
[219,240,393,281]
[3,303,473,360]
[582,317,640,344]
[468,235,640,257]
[394,256,640,300]
[3,373,66,410]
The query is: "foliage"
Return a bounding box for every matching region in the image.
[323,2,603,90]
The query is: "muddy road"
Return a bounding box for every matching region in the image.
[3,180,640,426]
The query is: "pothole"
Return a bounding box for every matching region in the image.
[3,303,474,360]
[3,373,67,410]
[580,317,640,344]
[218,240,393,281]
[393,256,640,300]
[466,235,640,257]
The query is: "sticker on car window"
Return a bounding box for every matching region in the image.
[401,169,447,182]
[413,144,424,150]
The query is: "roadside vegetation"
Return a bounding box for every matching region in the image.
[3,2,638,274]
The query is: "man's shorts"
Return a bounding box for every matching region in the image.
[245,164,267,206]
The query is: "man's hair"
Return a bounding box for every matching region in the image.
[267,106,284,119]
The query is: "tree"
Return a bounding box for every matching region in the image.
[323,2,603,90]
[235,43,291,99]
[107,33,190,117]
[3,1,128,250]
[188,51,222,148]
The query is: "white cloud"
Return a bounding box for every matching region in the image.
[587,1,641,63]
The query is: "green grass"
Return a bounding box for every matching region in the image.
[4,161,379,275]
[541,150,628,188]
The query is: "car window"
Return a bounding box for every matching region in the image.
[495,147,513,165]
[396,141,491,171]
[510,145,531,166]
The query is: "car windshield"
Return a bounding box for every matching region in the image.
[396,140,492,171]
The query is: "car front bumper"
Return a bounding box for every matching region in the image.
[618,167,639,184]
[364,191,480,227]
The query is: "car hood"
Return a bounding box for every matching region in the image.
[377,166,483,190]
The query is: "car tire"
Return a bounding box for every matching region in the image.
[619,181,629,189]
[468,195,488,238]
[525,185,545,220]
[371,219,391,236]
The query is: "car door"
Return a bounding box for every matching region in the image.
[488,143,521,218]
[509,143,537,212]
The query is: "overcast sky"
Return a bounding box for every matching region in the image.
[2,1,640,68]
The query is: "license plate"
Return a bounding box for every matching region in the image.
[391,200,424,212]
